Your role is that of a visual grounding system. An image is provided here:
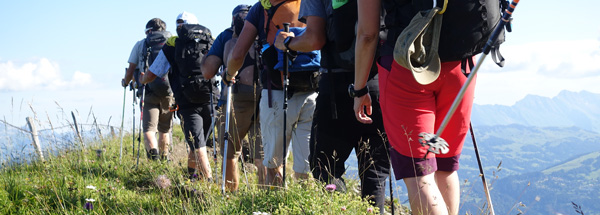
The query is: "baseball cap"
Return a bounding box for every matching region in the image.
[176,11,199,25]
[393,8,442,85]
[232,4,251,16]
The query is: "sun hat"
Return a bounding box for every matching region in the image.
[393,8,443,85]
[232,4,251,16]
[176,11,199,25]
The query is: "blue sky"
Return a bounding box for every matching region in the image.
[1,0,600,127]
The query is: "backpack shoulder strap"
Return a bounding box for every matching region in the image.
[167,36,177,47]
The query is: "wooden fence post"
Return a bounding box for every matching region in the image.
[26,117,45,162]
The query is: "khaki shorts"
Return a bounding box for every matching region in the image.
[219,84,263,160]
[260,89,316,173]
[142,93,174,133]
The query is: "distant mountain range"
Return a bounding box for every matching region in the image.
[472,90,600,133]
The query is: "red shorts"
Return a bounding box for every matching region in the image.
[378,57,475,178]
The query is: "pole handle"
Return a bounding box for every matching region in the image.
[283,23,290,32]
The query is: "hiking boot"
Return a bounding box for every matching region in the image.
[147,149,159,160]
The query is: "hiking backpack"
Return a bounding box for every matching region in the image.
[174,24,215,104]
[383,0,508,64]
[259,0,320,94]
[142,31,173,97]
[262,0,305,45]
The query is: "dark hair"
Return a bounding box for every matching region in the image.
[146,18,166,31]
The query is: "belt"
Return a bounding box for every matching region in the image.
[319,68,352,73]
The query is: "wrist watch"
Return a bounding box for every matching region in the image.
[284,36,294,51]
[348,83,369,98]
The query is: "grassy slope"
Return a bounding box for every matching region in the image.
[0,127,403,214]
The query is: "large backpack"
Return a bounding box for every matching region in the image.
[262,0,305,45]
[142,31,173,97]
[174,24,215,104]
[259,0,320,95]
[383,0,508,63]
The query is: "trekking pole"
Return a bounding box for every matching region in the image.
[221,82,233,194]
[206,81,218,181]
[419,0,521,159]
[389,167,394,215]
[119,72,127,164]
[281,22,290,187]
[469,123,496,215]
[131,82,137,157]
[135,86,145,168]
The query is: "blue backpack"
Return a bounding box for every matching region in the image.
[274,27,321,72]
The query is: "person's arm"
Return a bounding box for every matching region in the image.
[122,62,137,87]
[225,20,257,82]
[273,16,326,52]
[141,50,169,84]
[202,30,228,79]
[353,0,381,124]
[201,55,223,80]
[122,41,142,87]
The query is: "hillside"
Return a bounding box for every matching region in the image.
[457,125,600,214]
[488,151,600,215]
[0,132,399,214]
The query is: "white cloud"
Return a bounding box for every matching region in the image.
[474,39,600,105]
[0,58,92,91]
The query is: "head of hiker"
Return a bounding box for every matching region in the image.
[145,18,166,35]
[231,4,250,35]
[176,11,199,29]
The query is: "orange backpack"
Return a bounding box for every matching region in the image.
[262,0,305,45]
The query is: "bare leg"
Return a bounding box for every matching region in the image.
[188,147,212,180]
[403,174,449,215]
[225,158,239,191]
[158,132,170,159]
[144,131,158,151]
[293,172,309,181]
[254,158,267,185]
[266,166,284,187]
[435,171,460,215]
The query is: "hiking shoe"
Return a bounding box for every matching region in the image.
[148,149,159,160]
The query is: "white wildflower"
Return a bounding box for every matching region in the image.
[155,175,171,190]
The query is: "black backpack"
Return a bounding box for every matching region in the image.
[174,24,215,104]
[383,0,508,63]
[142,31,172,97]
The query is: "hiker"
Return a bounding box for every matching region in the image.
[225,0,318,187]
[353,0,500,213]
[273,0,390,212]
[201,4,267,191]
[140,11,217,181]
[121,18,174,161]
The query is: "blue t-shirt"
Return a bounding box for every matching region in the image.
[245,2,267,43]
[299,0,328,22]
[206,28,233,59]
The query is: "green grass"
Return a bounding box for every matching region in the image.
[0,130,385,214]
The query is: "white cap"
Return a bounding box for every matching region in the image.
[176,11,199,25]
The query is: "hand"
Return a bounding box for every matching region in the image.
[223,70,237,85]
[354,94,373,124]
[139,71,145,83]
[274,31,295,51]
[121,78,129,87]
